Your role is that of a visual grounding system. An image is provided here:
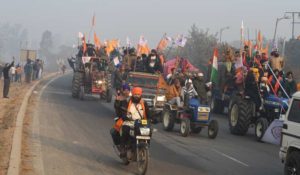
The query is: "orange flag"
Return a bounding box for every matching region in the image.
[83,35,87,55]
[157,38,169,51]
[257,30,263,49]
[260,43,269,57]
[105,39,119,55]
[137,44,150,56]
[94,32,101,49]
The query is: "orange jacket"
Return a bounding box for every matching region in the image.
[166,85,181,101]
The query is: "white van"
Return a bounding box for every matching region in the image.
[280,91,300,175]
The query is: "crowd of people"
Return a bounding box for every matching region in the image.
[213,45,299,113]
[0,58,44,98]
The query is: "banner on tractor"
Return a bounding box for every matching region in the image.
[262,119,283,145]
[82,57,91,64]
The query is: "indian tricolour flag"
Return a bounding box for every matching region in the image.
[210,48,218,84]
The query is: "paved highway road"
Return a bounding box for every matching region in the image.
[29,74,283,175]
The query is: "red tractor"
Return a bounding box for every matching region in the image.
[72,55,112,102]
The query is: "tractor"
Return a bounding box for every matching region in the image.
[71,44,112,102]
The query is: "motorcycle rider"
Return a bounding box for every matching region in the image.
[119,87,150,157]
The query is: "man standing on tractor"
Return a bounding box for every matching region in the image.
[245,69,262,112]
[181,79,198,106]
[119,87,150,157]
[193,72,208,104]
[145,49,163,74]
[270,50,284,73]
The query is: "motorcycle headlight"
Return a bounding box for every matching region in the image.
[156,95,166,102]
[140,127,150,136]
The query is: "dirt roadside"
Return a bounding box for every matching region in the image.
[0,80,36,175]
[0,73,59,175]
[20,80,47,175]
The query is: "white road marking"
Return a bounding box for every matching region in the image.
[212,149,249,167]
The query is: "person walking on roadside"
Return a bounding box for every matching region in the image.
[15,64,23,83]
[3,58,15,98]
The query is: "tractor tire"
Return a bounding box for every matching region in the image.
[228,98,252,135]
[255,118,269,142]
[72,72,83,98]
[106,89,112,103]
[162,110,175,131]
[208,119,219,139]
[180,118,190,137]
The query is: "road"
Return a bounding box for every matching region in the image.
[30,74,283,175]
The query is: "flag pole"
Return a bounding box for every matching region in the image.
[88,13,95,43]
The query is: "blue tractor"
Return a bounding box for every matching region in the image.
[228,93,289,141]
[162,98,219,138]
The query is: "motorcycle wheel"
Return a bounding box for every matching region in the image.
[137,146,149,175]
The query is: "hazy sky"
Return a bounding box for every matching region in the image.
[0,0,299,48]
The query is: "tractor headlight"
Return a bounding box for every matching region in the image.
[95,80,103,85]
[198,107,210,113]
[140,127,151,136]
[156,95,166,102]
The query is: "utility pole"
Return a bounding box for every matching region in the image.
[273,15,290,48]
[219,26,230,43]
[285,11,300,39]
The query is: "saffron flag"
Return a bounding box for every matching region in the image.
[261,43,269,57]
[137,44,150,56]
[137,36,150,56]
[82,35,87,55]
[210,48,218,84]
[94,32,101,49]
[257,30,263,49]
[106,39,119,55]
[157,35,169,51]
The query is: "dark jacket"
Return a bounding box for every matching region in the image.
[286,79,297,97]
[245,72,261,109]
[145,55,162,73]
[3,61,14,79]
[114,98,129,119]
[131,58,145,72]
[193,77,207,100]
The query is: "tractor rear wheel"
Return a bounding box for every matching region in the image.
[72,72,83,98]
[228,98,252,135]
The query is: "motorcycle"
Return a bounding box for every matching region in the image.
[117,119,152,175]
